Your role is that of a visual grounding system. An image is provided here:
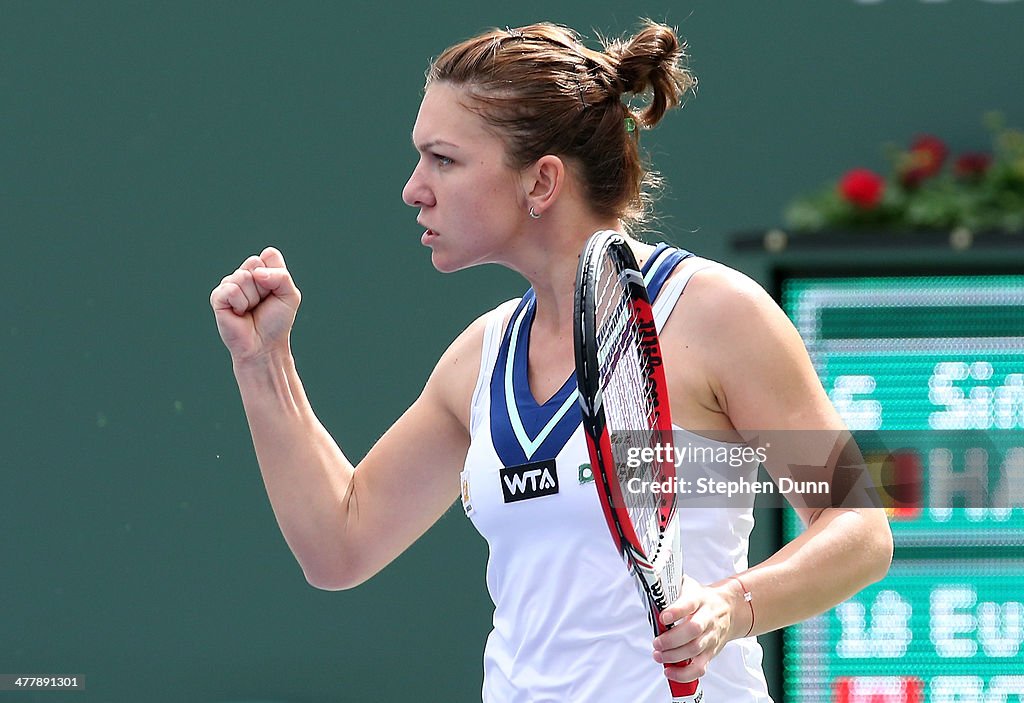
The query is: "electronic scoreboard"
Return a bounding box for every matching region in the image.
[780,274,1024,702]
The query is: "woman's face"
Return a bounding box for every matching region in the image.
[403,82,528,273]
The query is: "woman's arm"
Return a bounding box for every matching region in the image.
[212,247,485,590]
[652,265,893,680]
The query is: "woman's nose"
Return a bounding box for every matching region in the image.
[402,165,435,208]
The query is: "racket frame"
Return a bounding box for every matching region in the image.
[574,230,702,702]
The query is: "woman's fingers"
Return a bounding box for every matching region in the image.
[210,247,301,360]
[211,278,252,316]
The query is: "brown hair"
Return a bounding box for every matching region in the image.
[426,21,696,228]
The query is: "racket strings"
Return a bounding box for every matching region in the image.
[593,256,666,559]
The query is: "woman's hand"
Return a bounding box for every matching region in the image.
[653,577,748,683]
[210,246,302,362]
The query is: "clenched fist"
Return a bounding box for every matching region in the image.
[210,246,301,361]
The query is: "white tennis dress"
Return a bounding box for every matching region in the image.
[460,244,773,702]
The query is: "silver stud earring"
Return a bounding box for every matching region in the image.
[529,206,541,219]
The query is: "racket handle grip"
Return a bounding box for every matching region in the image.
[666,666,703,703]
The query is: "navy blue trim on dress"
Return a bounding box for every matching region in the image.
[489,243,693,467]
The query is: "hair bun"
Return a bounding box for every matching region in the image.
[604,21,695,128]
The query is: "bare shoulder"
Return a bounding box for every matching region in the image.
[423,298,521,430]
[675,257,775,314]
[661,257,790,345]
[661,258,840,430]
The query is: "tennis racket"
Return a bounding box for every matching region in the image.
[573,230,703,703]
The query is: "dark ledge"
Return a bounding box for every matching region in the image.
[731,228,1024,253]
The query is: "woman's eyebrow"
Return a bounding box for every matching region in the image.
[412,137,460,152]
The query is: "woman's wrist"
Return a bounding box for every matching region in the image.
[232,344,294,375]
[715,575,755,641]
[231,345,303,407]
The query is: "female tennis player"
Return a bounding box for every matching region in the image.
[210,21,892,702]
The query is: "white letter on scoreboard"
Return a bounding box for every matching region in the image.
[978,601,1024,658]
[986,676,1024,703]
[932,587,978,658]
[836,590,911,658]
[929,676,984,703]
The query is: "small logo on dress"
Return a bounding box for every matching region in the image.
[578,463,594,484]
[500,459,559,503]
[460,469,474,516]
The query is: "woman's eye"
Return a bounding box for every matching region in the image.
[434,154,453,167]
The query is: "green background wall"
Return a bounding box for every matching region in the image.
[3,2,1021,701]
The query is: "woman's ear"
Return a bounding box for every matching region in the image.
[521,154,565,218]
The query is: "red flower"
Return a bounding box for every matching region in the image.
[839,168,885,209]
[954,152,992,181]
[899,134,948,188]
